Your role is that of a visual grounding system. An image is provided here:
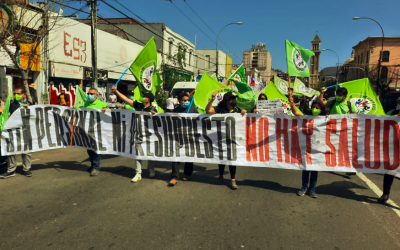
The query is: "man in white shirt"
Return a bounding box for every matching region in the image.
[165,94,175,112]
[108,92,117,103]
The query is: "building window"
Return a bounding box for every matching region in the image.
[206,55,210,68]
[361,53,364,65]
[381,66,388,81]
[366,52,369,64]
[169,42,173,56]
[189,52,192,66]
[358,56,360,65]
[382,51,390,62]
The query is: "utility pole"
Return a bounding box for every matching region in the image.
[396,69,399,88]
[90,0,98,88]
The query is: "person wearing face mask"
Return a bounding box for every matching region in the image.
[319,87,356,115]
[206,92,247,189]
[289,95,327,198]
[168,91,198,186]
[84,88,108,176]
[252,93,267,113]
[111,86,157,182]
[1,88,34,179]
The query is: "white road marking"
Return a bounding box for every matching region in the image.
[357,173,400,218]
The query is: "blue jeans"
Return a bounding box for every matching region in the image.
[87,150,101,170]
[302,171,318,190]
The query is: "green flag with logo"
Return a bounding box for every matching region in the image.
[293,78,320,97]
[129,37,158,95]
[0,91,12,133]
[228,64,246,85]
[193,72,231,113]
[274,75,289,96]
[285,39,314,77]
[75,87,88,111]
[262,81,297,116]
[340,78,384,115]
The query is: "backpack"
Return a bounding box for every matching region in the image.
[329,100,352,113]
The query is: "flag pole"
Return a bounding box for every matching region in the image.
[114,67,130,87]
[288,76,293,103]
[214,63,243,95]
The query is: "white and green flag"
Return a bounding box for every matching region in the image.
[285,39,314,77]
[293,78,320,97]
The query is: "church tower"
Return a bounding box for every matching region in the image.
[309,34,321,88]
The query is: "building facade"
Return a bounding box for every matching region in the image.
[242,43,272,84]
[193,49,231,80]
[309,35,321,88]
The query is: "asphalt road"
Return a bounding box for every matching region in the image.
[1,148,400,250]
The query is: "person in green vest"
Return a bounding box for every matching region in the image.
[320,86,357,176]
[111,86,157,182]
[84,88,108,177]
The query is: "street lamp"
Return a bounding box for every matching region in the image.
[353,17,384,86]
[216,22,243,79]
[322,49,340,84]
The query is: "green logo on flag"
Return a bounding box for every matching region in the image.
[292,47,308,74]
[348,94,376,114]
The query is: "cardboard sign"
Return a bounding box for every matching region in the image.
[256,100,284,114]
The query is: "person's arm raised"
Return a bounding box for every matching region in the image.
[289,96,303,116]
[319,87,328,107]
[205,93,217,114]
[111,86,133,107]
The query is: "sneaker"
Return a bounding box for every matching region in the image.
[378,194,389,204]
[90,168,100,176]
[169,178,178,186]
[131,174,142,183]
[149,169,155,178]
[229,180,238,189]
[309,189,318,198]
[216,176,224,185]
[0,172,15,179]
[24,170,32,177]
[182,175,191,181]
[297,187,308,196]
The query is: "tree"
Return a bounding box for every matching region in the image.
[0,0,63,103]
[156,45,188,109]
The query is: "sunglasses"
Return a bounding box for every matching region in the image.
[88,93,95,96]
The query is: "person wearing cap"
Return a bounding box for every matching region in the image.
[111,86,157,182]
[205,92,246,189]
[168,91,198,186]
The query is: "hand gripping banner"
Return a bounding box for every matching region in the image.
[2,105,400,177]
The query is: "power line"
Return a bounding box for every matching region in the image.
[183,0,241,64]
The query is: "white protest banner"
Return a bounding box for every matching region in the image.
[256,100,284,114]
[2,105,400,177]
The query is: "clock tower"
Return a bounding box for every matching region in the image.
[309,34,321,88]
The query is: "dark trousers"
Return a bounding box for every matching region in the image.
[383,174,395,195]
[219,164,236,179]
[302,171,318,190]
[171,162,194,180]
[87,150,102,170]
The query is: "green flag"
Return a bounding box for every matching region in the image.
[274,75,289,96]
[129,37,158,95]
[228,64,246,85]
[263,81,296,116]
[193,72,231,113]
[340,78,385,115]
[75,87,88,112]
[293,78,320,97]
[285,39,314,77]
[0,91,12,133]
[211,74,218,81]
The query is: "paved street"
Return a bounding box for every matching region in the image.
[1,148,400,250]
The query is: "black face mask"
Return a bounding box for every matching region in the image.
[231,99,237,107]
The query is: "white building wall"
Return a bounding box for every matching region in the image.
[193,49,227,79]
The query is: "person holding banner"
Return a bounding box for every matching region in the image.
[252,93,267,113]
[289,96,327,198]
[169,91,198,186]
[206,92,246,189]
[85,88,108,177]
[0,88,33,179]
[111,86,157,182]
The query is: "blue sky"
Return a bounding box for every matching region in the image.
[62,0,400,71]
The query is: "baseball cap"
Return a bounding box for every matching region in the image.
[223,92,238,100]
